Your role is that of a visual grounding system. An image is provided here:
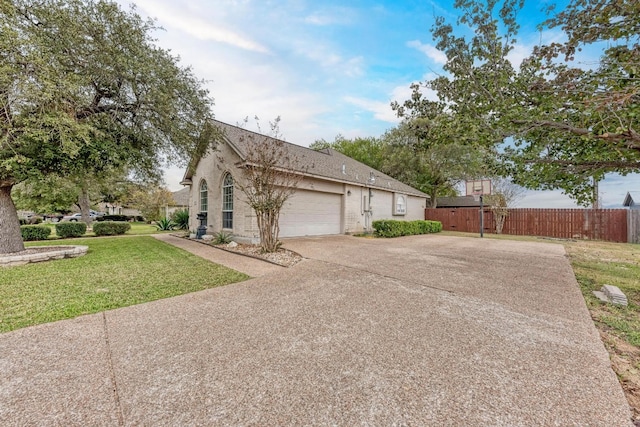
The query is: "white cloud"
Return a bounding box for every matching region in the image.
[343,96,401,123]
[129,0,270,54]
[407,40,447,65]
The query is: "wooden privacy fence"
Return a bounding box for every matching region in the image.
[425,208,630,243]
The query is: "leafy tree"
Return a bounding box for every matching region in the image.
[394,0,639,206]
[125,185,175,223]
[379,124,489,207]
[310,136,385,171]
[234,117,305,253]
[0,0,213,253]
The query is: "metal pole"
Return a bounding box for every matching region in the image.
[480,195,484,238]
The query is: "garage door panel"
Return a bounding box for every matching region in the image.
[279,190,341,237]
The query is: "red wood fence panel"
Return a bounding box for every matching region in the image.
[425,208,628,243]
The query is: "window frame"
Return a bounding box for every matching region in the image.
[199,180,208,213]
[222,174,233,229]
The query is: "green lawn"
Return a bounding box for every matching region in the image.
[0,236,249,333]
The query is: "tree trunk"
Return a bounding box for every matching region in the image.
[78,182,92,228]
[0,183,26,254]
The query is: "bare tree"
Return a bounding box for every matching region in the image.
[486,178,526,234]
[235,117,306,252]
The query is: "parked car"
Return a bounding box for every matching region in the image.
[62,212,99,222]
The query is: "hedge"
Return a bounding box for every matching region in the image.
[96,214,144,222]
[21,225,51,241]
[372,220,442,238]
[93,221,131,236]
[55,222,87,238]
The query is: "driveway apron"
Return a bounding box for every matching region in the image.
[0,235,632,426]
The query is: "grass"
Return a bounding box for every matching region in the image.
[0,236,249,333]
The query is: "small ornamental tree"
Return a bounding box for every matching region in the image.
[234,117,306,253]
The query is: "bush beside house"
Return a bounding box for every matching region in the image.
[373,220,442,237]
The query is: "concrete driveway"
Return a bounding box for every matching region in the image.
[0,235,632,426]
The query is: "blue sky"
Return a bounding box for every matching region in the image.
[115,0,638,208]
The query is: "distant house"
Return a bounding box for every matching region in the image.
[165,187,189,217]
[436,196,482,208]
[181,120,429,242]
[623,192,640,209]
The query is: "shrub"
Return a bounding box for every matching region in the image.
[93,221,131,236]
[155,218,175,231]
[170,209,189,230]
[97,214,129,222]
[26,216,43,224]
[55,222,87,238]
[212,231,233,244]
[21,225,51,241]
[372,220,442,238]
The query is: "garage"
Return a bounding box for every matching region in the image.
[278,190,342,237]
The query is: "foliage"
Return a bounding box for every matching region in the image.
[372,220,442,238]
[310,135,385,171]
[314,123,490,205]
[20,225,51,241]
[212,231,234,245]
[484,178,525,234]
[0,0,214,254]
[170,209,189,230]
[93,221,131,236]
[125,185,175,223]
[232,117,305,253]
[393,0,640,206]
[155,218,175,231]
[55,222,87,238]
[0,236,249,333]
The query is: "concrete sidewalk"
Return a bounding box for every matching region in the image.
[152,233,284,277]
[0,235,633,426]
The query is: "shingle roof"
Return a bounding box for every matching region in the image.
[437,196,482,208]
[171,187,190,206]
[623,191,640,207]
[184,120,428,198]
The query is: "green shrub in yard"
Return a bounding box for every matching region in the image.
[93,221,131,236]
[55,222,87,238]
[155,218,175,231]
[97,214,129,222]
[170,209,189,230]
[372,220,442,238]
[20,225,51,241]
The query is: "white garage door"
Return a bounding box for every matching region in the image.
[278,190,342,237]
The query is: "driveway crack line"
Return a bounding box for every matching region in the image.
[102,312,125,426]
[312,258,456,295]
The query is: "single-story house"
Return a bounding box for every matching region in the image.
[623,191,640,209]
[181,120,429,242]
[165,187,189,217]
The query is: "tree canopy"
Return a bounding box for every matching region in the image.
[393,0,639,206]
[0,0,214,253]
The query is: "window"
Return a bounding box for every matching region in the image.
[222,174,233,229]
[199,180,208,212]
[394,193,406,215]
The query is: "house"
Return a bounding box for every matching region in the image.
[165,187,189,217]
[181,120,429,242]
[623,191,640,209]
